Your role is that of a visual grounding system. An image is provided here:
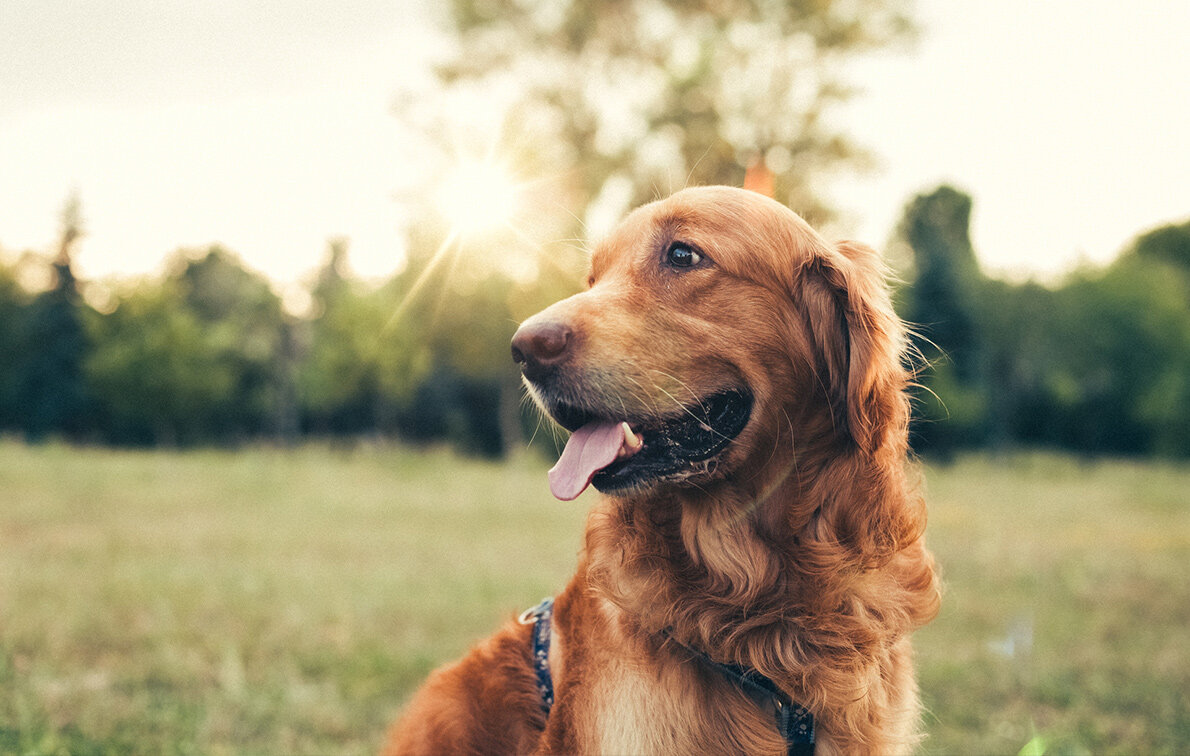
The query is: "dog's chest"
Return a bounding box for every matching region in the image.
[583,656,696,754]
[575,651,787,756]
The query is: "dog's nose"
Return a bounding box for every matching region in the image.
[511,320,572,378]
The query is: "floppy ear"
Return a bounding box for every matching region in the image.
[799,240,908,452]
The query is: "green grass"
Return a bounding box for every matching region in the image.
[0,442,1187,754]
[918,454,1190,755]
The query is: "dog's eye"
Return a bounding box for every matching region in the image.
[666,243,702,269]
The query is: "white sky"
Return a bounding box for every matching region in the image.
[1,0,1188,287]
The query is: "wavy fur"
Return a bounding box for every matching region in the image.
[384,186,940,755]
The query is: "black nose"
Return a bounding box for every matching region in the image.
[511,320,572,380]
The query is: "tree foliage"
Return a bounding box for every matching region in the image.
[83,247,289,444]
[85,281,239,444]
[420,0,912,226]
[298,241,428,436]
[1,0,1186,460]
[896,186,1190,458]
[895,186,987,451]
[0,262,30,430]
[1129,218,1190,271]
[9,194,92,441]
[1,200,1188,458]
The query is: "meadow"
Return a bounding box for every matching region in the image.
[1,441,1187,755]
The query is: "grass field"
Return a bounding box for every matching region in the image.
[1,441,1187,755]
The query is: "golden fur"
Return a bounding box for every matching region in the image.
[384,186,940,755]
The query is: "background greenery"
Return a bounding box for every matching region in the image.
[2,0,1186,460]
[3,192,1188,459]
[2,2,1187,753]
[1,443,1186,755]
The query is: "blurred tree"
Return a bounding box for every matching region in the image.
[1121,218,1190,455]
[894,185,988,452]
[407,262,529,457]
[298,239,429,437]
[86,246,290,444]
[1128,218,1190,272]
[380,230,535,457]
[418,0,913,225]
[979,279,1061,448]
[895,199,1190,459]
[0,256,30,430]
[396,0,916,456]
[16,192,92,441]
[1043,258,1190,456]
[85,282,238,444]
[311,236,352,305]
[168,246,289,439]
[897,186,983,378]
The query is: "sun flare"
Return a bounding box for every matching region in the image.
[384,155,537,332]
[435,159,521,237]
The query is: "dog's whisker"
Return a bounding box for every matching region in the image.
[614,390,631,425]
[649,381,734,442]
[644,368,703,407]
[651,383,699,420]
[525,417,543,450]
[622,374,665,420]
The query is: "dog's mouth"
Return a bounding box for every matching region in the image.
[543,388,753,500]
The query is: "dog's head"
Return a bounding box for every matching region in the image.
[512,186,909,500]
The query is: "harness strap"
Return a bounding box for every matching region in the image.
[517,597,555,715]
[519,598,815,755]
[694,654,816,756]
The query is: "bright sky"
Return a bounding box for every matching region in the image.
[1,0,1187,287]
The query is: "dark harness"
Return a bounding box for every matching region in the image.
[519,597,815,755]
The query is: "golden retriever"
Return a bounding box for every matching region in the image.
[384,186,940,755]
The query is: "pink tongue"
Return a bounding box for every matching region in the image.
[548,421,636,501]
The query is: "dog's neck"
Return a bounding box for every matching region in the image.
[582,447,929,697]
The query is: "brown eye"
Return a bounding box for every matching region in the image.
[666,243,701,268]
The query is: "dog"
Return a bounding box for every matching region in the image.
[383,186,940,755]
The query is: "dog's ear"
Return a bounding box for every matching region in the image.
[799,240,908,452]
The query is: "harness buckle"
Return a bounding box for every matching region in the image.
[518,597,554,625]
